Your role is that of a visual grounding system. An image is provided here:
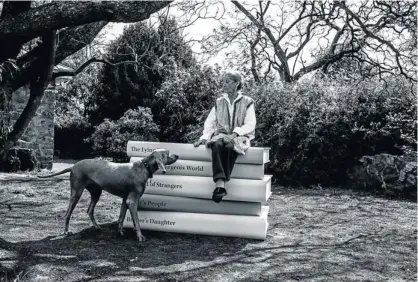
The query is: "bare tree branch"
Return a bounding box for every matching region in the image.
[293,47,361,81]
[52,57,144,79]
[232,0,291,82]
[335,1,416,82]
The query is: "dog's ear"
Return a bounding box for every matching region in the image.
[154,151,167,174]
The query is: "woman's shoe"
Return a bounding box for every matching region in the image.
[212,187,227,203]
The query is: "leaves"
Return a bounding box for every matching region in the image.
[0,59,18,83]
[251,75,417,186]
[154,65,221,143]
[87,107,159,161]
[87,17,196,126]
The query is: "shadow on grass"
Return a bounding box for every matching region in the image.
[0,222,253,281]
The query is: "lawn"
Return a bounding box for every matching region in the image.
[0,162,416,282]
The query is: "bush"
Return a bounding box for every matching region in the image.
[153,65,221,143]
[87,107,159,162]
[54,115,94,159]
[249,76,417,186]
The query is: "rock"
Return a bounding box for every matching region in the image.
[347,152,417,199]
[0,147,38,172]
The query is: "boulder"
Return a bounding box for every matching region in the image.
[347,152,417,199]
[0,147,38,172]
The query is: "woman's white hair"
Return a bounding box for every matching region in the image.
[223,69,243,90]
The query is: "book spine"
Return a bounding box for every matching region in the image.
[144,175,272,203]
[126,141,269,164]
[123,206,269,240]
[130,157,264,180]
[139,194,262,216]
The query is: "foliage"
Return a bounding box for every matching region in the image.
[87,107,159,162]
[153,65,221,143]
[87,17,196,126]
[53,61,101,159]
[54,114,94,160]
[0,58,18,83]
[249,75,417,186]
[55,64,101,119]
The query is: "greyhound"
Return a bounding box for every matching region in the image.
[38,149,179,242]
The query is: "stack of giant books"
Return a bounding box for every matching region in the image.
[123,141,272,240]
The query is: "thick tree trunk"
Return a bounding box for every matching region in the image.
[0,1,171,42]
[0,31,57,159]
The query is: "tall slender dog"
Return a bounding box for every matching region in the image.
[38,149,178,242]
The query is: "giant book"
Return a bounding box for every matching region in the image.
[138,194,262,216]
[130,157,264,180]
[127,141,270,164]
[144,175,272,203]
[123,206,269,240]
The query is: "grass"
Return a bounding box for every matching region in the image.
[0,167,416,282]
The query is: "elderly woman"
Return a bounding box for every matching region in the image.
[194,71,256,203]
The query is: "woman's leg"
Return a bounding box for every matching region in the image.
[211,139,227,182]
[211,139,238,202]
[222,141,238,181]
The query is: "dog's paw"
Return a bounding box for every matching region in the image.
[118,230,125,237]
[64,231,73,236]
[137,234,146,242]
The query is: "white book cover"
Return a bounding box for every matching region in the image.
[139,194,262,216]
[144,175,272,203]
[123,206,269,240]
[126,141,270,164]
[130,157,265,180]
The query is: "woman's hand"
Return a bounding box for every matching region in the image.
[193,139,207,147]
[223,133,238,143]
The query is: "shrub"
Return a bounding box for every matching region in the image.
[249,76,417,186]
[87,107,159,161]
[54,114,94,159]
[153,65,221,143]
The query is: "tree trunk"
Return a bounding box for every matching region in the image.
[0,31,57,159]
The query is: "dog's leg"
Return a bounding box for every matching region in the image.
[86,184,102,231]
[64,176,84,235]
[117,197,128,236]
[126,192,146,242]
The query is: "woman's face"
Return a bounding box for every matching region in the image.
[222,73,239,93]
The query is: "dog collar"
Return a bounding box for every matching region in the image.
[141,159,154,178]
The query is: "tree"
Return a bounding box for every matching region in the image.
[0,1,171,158]
[187,0,416,84]
[86,16,196,126]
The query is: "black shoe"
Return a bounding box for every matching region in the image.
[212,187,227,203]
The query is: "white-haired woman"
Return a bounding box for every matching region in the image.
[194,71,256,203]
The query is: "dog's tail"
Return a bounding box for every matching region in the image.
[37,167,72,178]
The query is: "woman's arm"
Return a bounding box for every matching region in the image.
[199,106,216,140]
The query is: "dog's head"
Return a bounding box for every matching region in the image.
[143,149,179,176]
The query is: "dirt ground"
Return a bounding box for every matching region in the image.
[0,161,416,282]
